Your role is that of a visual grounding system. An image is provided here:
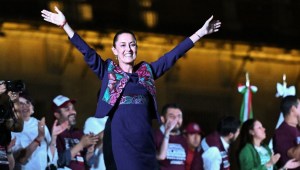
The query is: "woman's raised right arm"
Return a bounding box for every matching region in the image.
[41,6,107,79]
[41,6,74,38]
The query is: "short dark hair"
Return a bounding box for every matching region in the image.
[280,95,299,117]
[161,103,183,117]
[113,29,137,47]
[217,116,241,136]
[19,91,34,106]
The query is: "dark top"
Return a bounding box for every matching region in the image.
[273,121,300,169]
[70,33,194,169]
[56,128,89,170]
[154,128,188,170]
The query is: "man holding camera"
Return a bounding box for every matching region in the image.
[0,80,24,170]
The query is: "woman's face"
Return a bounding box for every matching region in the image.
[251,120,266,141]
[19,97,33,120]
[112,33,137,65]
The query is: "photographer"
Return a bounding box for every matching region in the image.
[11,91,69,170]
[0,80,24,170]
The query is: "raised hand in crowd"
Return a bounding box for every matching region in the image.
[165,118,178,135]
[36,117,46,142]
[0,81,6,95]
[51,119,69,137]
[49,119,69,157]
[265,153,280,168]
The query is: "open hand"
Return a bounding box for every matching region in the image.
[80,134,99,148]
[7,91,19,102]
[165,118,177,134]
[270,153,281,165]
[196,15,221,37]
[52,119,69,137]
[0,81,6,95]
[41,6,66,27]
[283,158,300,169]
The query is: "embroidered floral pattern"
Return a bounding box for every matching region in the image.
[103,61,129,105]
[120,95,149,105]
[136,64,156,96]
[102,61,156,106]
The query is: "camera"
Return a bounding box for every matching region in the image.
[0,80,25,147]
[4,80,25,92]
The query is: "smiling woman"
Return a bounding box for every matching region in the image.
[111,30,138,70]
[41,6,221,170]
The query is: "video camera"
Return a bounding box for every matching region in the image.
[0,80,25,146]
[3,80,25,92]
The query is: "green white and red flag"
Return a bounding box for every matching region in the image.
[238,73,258,122]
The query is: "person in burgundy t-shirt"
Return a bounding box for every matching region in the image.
[52,95,99,169]
[154,103,188,170]
[273,95,300,169]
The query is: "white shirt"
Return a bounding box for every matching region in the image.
[11,117,58,170]
[90,147,106,170]
[201,136,229,170]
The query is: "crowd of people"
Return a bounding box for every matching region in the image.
[1,5,300,170]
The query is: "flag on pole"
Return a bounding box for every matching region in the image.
[275,74,296,128]
[269,74,295,150]
[238,72,258,123]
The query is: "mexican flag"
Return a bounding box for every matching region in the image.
[238,83,258,123]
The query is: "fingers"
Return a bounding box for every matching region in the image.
[54,6,62,14]
[82,134,99,146]
[89,136,99,145]
[40,117,45,124]
[53,119,58,127]
[41,10,49,15]
[41,10,56,24]
[211,20,221,33]
[38,117,46,132]
[290,158,296,161]
[41,10,53,17]
[7,91,19,101]
[0,81,6,94]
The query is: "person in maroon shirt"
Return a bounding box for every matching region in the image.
[183,122,203,170]
[154,103,189,170]
[52,95,99,169]
[273,95,300,170]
